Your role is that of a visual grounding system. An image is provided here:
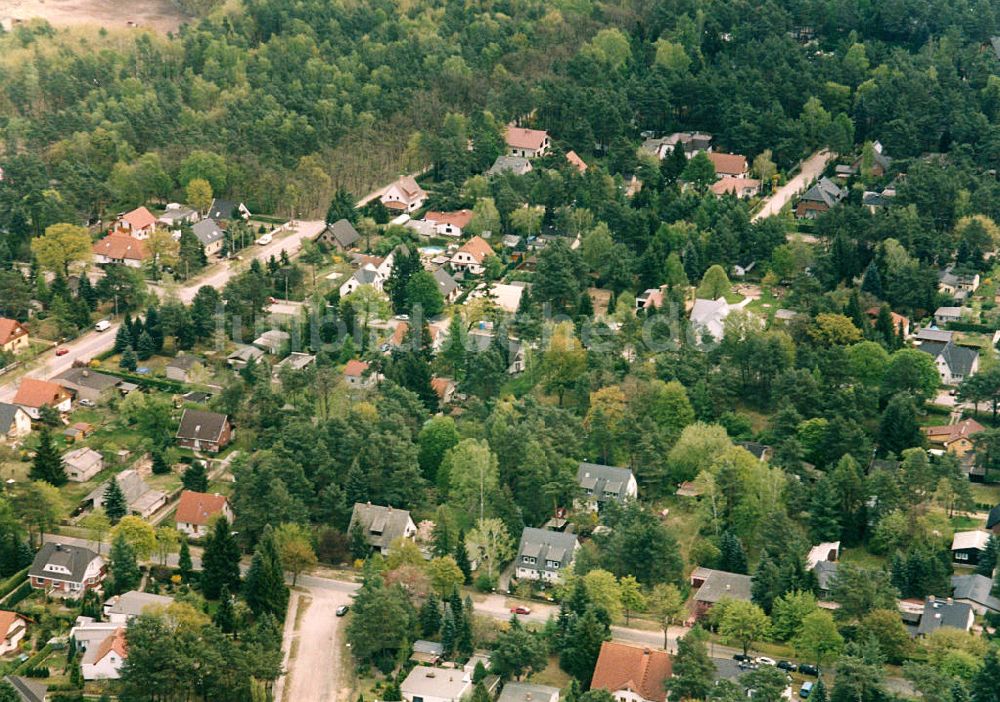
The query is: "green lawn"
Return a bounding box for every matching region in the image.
[972,483,1000,507]
[839,546,887,569]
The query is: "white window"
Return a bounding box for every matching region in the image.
[523,556,536,565]
[956,552,969,561]
[546,560,560,569]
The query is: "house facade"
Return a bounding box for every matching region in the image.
[92,233,150,268]
[14,378,72,419]
[81,628,127,680]
[62,447,104,482]
[505,126,550,158]
[381,176,427,213]
[924,418,985,456]
[175,490,234,538]
[192,218,226,257]
[590,641,671,702]
[576,462,638,510]
[401,666,471,702]
[795,177,847,218]
[0,403,31,443]
[450,236,494,275]
[29,542,105,595]
[706,152,749,178]
[113,207,157,239]
[0,318,29,354]
[349,503,417,555]
[916,340,979,386]
[514,528,579,583]
[175,409,232,453]
[54,368,121,405]
[951,530,990,565]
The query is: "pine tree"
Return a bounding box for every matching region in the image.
[136,330,155,361]
[458,595,474,655]
[666,626,715,701]
[349,519,369,560]
[144,306,164,352]
[119,345,138,371]
[77,275,96,310]
[214,584,236,635]
[182,463,208,492]
[874,304,895,348]
[812,678,829,702]
[178,538,193,582]
[30,426,66,486]
[441,609,456,656]
[420,594,442,637]
[861,262,883,298]
[453,530,472,584]
[109,533,141,595]
[104,477,127,524]
[559,608,609,683]
[718,531,748,574]
[114,322,133,353]
[244,525,289,619]
[202,517,241,599]
[151,451,170,476]
[977,536,1000,577]
[808,478,842,542]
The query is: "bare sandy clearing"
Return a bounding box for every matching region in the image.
[0,0,187,33]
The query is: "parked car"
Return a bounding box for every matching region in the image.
[510,606,532,615]
[78,399,96,408]
[777,661,797,672]
[256,233,273,245]
[335,605,349,617]
[733,654,752,663]
[800,682,814,699]
[798,664,819,677]
[94,320,111,332]
[55,348,69,356]
[755,657,776,666]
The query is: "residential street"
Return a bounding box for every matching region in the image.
[751,150,834,222]
[0,219,324,403]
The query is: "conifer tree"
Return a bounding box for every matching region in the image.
[144,306,164,352]
[420,594,442,637]
[109,533,141,595]
[178,538,193,582]
[30,426,66,486]
[202,517,241,599]
[119,345,138,371]
[808,478,842,542]
[214,584,237,635]
[104,477,127,524]
[151,451,170,476]
[136,330,155,361]
[453,529,472,584]
[182,463,208,492]
[114,322,133,353]
[244,525,289,619]
[718,531,748,574]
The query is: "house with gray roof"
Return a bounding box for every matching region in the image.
[692,568,753,618]
[498,683,560,702]
[0,402,31,444]
[576,462,638,510]
[916,339,979,385]
[103,591,173,624]
[433,267,460,303]
[952,574,1000,615]
[85,469,167,519]
[915,596,974,636]
[795,177,846,218]
[54,368,121,404]
[207,198,250,222]
[348,502,417,555]
[3,675,48,702]
[29,542,105,595]
[157,204,198,228]
[938,267,980,301]
[316,219,361,251]
[227,344,266,369]
[165,354,205,383]
[488,155,533,177]
[514,527,579,583]
[913,327,953,344]
[192,218,226,257]
[401,666,471,702]
[813,560,839,599]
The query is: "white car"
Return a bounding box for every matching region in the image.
[755,657,777,666]
[256,233,273,246]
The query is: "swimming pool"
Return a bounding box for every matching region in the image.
[420,246,445,255]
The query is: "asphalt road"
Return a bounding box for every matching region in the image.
[0,220,325,404]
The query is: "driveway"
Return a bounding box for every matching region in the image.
[275,585,353,702]
[752,150,834,222]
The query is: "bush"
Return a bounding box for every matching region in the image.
[474,572,497,592]
[5,581,33,608]
[25,666,50,678]
[0,567,29,600]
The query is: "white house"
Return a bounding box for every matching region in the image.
[450,236,494,275]
[81,627,127,680]
[576,462,638,510]
[401,666,472,702]
[174,490,233,538]
[29,543,105,595]
[381,176,427,213]
[0,402,32,444]
[103,591,173,624]
[505,126,551,159]
[339,265,383,297]
[13,378,72,419]
[690,298,732,342]
[0,611,29,656]
[514,528,579,583]
[344,360,378,389]
[62,447,104,483]
[916,339,979,386]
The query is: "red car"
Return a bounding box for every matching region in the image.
[510,606,531,615]
[55,348,69,356]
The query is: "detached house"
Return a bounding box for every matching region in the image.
[381,176,427,213]
[113,206,157,239]
[85,469,167,519]
[488,155,533,177]
[514,528,579,583]
[349,503,417,555]
[924,418,985,456]
[14,378,72,419]
[939,267,981,301]
[157,203,198,228]
[914,596,974,636]
[192,218,226,257]
[0,611,30,655]
[433,267,460,303]
[425,210,474,238]
[92,233,150,268]
[795,177,847,218]
[711,176,761,198]
[175,490,233,538]
[0,403,31,444]
[707,152,749,178]
[451,236,494,275]
[505,125,550,158]
[62,447,104,482]
[29,542,104,595]
[54,368,121,405]
[103,591,173,624]
[590,642,671,702]
[0,318,29,355]
[316,219,361,251]
[916,339,979,385]
[81,627,127,680]
[952,574,1000,615]
[401,666,472,702]
[951,530,991,565]
[344,360,377,389]
[207,198,251,221]
[576,462,638,509]
[175,409,232,453]
[690,298,733,342]
[691,568,753,619]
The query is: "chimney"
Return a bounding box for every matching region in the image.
[947,597,953,605]
[726,583,731,591]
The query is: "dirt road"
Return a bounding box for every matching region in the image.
[0,0,186,32]
[752,150,834,222]
[275,586,352,702]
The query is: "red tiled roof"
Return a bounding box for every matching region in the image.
[0,318,28,346]
[390,322,409,347]
[924,418,986,444]
[344,360,369,377]
[93,233,150,261]
[565,150,588,173]
[457,236,494,264]
[14,378,70,409]
[175,490,229,526]
[426,210,474,229]
[710,176,760,195]
[0,610,28,639]
[590,641,672,702]
[120,206,157,232]
[505,126,549,151]
[431,377,454,400]
[93,627,127,662]
[707,152,748,176]
[865,307,909,327]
